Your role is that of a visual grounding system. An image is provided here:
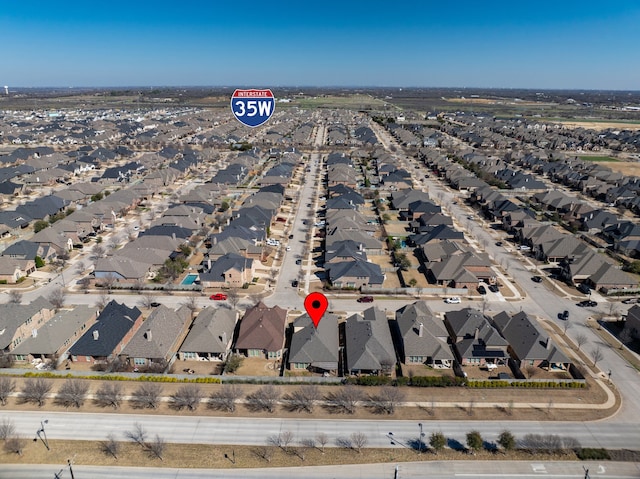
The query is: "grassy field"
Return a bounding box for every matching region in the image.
[579,155,619,162]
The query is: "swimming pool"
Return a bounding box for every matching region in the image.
[181,273,199,285]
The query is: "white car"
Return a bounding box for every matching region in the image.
[445,297,461,304]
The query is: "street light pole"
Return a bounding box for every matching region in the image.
[418,423,425,453]
[34,419,50,451]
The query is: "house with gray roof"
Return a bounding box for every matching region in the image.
[327,259,384,289]
[0,297,55,354]
[0,257,35,283]
[444,308,509,366]
[179,307,237,362]
[10,306,97,366]
[394,301,453,368]
[235,302,287,360]
[207,236,263,261]
[288,313,339,375]
[492,311,570,371]
[344,307,395,376]
[200,253,254,288]
[121,305,191,370]
[68,301,143,364]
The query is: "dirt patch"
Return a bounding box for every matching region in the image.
[556,121,640,131]
[598,161,640,177]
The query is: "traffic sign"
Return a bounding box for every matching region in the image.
[231,89,275,127]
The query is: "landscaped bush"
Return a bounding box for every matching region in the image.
[347,376,391,386]
[410,376,465,387]
[576,448,610,460]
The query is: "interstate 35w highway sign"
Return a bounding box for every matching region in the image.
[231,89,275,127]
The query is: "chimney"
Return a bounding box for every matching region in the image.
[92,330,99,340]
[32,329,38,338]
[474,327,480,340]
[207,259,212,271]
[221,331,228,346]
[418,322,424,337]
[146,329,152,341]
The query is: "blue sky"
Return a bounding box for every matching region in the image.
[2,1,639,89]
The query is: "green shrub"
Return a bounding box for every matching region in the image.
[576,448,610,460]
[410,376,465,387]
[353,376,390,386]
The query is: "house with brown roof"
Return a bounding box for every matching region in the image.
[234,302,287,360]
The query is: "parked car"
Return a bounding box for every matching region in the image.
[484,363,498,371]
[561,310,569,320]
[295,259,302,265]
[209,293,228,301]
[495,241,503,247]
[488,284,499,293]
[478,285,487,295]
[622,298,637,304]
[291,280,299,288]
[577,283,591,294]
[357,296,374,303]
[150,302,161,307]
[288,234,294,239]
[531,276,543,283]
[578,300,597,307]
[445,297,461,304]
[518,245,531,251]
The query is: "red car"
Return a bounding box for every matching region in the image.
[209,293,228,301]
[357,296,374,303]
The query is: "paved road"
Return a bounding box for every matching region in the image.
[5,411,640,450]
[3,460,639,479]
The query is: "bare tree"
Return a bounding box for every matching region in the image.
[0,418,15,440]
[147,434,166,460]
[208,384,241,412]
[21,378,52,407]
[575,333,588,351]
[56,380,89,408]
[74,261,86,275]
[590,346,604,367]
[131,383,163,409]
[468,399,475,417]
[181,294,199,318]
[7,290,22,304]
[283,385,318,413]
[170,385,203,411]
[227,288,241,309]
[315,432,328,454]
[125,422,147,446]
[96,293,111,311]
[102,273,118,293]
[351,432,368,453]
[525,365,538,379]
[246,385,280,413]
[95,383,123,409]
[0,377,15,406]
[254,444,275,463]
[325,385,363,414]
[4,435,26,456]
[132,278,145,293]
[369,386,406,415]
[91,244,106,260]
[562,320,572,335]
[139,293,156,310]
[297,438,314,461]
[101,433,121,459]
[279,430,294,453]
[48,287,66,311]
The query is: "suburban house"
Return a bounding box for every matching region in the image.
[10,305,97,366]
[178,307,237,362]
[0,297,55,354]
[394,301,454,368]
[288,312,339,375]
[68,301,143,364]
[234,302,287,359]
[199,252,255,288]
[120,305,192,370]
[0,257,36,283]
[492,311,571,370]
[344,307,395,376]
[625,305,640,340]
[327,259,384,289]
[444,308,509,366]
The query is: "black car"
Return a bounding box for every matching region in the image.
[561,310,569,320]
[357,296,374,303]
[495,241,503,247]
[478,285,487,295]
[488,284,499,293]
[578,300,597,307]
[291,280,299,288]
[531,276,543,283]
[295,259,301,265]
[150,302,161,307]
[577,283,591,294]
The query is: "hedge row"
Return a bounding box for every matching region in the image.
[21,371,220,384]
[467,380,586,389]
[576,448,610,460]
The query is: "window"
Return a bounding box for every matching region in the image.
[182,352,196,359]
[134,358,146,366]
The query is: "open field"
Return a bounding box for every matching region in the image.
[555,120,640,131]
[579,155,619,162]
[596,161,640,177]
[287,95,387,110]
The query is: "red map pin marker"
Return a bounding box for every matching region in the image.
[304,292,328,328]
